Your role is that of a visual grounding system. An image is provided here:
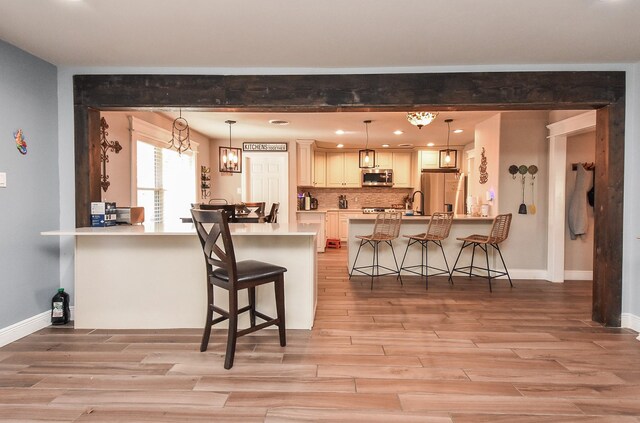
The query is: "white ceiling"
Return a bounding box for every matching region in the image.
[162,110,500,149]
[2,1,631,148]
[0,0,639,68]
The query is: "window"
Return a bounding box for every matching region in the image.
[136,140,195,224]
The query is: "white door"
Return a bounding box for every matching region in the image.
[242,152,289,223]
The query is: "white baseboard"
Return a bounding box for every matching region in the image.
[0,306,76,348]
[564,270,593,280]
[500,269,549,280]
[621,313,640,340]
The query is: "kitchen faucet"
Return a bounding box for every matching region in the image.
[411,191,424,215]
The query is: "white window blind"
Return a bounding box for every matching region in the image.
[136,140,195,224]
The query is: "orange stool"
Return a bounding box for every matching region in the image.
[326,238,341,249]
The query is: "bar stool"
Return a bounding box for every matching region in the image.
[449,213,513,292]
[349,211,403,289]
[399,212,454,289]
[191,209,287,369]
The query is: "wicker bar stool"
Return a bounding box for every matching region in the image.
[399,212,454,290]
[349,211,403,290]
[449,213,513,292]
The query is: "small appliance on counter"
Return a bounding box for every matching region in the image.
[91,202,117,227]
[299,192,318,210]
[115,207,145,224]
[338,195,348,209]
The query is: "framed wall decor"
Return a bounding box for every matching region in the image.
[439,149,457,168]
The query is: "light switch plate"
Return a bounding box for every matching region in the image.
[0,172,6,188]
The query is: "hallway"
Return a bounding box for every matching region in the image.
[0,248,639,421]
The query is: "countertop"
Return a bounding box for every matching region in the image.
[42,222,320,237]
[348,214,494,221]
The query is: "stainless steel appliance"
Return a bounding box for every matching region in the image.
[362,168,393,187]
[362,207,400,214]
[419,170,467,215]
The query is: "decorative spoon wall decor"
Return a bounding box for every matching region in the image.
[518,165,528,214]
[528,165,538,215]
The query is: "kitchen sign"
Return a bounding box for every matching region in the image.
[243,142,288,152]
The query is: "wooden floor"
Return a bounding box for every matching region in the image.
[1,248,639,422]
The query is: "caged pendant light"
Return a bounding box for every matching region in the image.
[359,120,376,169]
[219,120,242,173]
[439,118,457,168]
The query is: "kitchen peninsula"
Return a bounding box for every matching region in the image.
[43,222,319,330]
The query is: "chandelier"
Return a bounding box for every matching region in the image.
[359,120,376,169]
[407,112,438,129]
[219,120,242,173]
[168,109,191,154]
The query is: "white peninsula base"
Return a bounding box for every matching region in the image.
[44,222,318,330]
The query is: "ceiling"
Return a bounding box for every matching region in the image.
[0,0,639,68]
[162,110,500,149]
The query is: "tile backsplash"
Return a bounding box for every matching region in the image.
[297,187,412,210]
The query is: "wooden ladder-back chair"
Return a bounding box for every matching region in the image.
[190,209,287,369]
[349,211,403,289]
[449,213,513,292]
[264,202,280,223]
[399,212,454,289]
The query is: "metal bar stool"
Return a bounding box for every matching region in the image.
[449,213,513,292]
[349,211,403,289]
[399,212,454,289]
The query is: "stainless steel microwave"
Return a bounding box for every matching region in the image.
[362,168,393,186]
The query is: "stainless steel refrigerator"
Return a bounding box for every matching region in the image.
[419,171,467,215]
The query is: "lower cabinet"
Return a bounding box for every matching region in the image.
[326,211,339,240]
[327,210,364,242]
[297,212,326,252]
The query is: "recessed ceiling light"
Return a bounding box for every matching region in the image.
[393,130,403,135]
[269,119,289,125]
[335,130,345,135]
[453,129,463,134]
[427,142,435,147]
[382,144,390,148]
[337,144,344,148]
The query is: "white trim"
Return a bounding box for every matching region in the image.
[564,270,593,280]
[546,111,597,283]
[0,307,77,347]
[503,269,550,280]
[0,311,51,347]
[621,313,640,340]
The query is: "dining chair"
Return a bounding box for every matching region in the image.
[240,202,266,216]
[197,204,237,222]
[399,212,454,289]
[349,211,403,289]
[449,213,513,292]
[191,209,287,369]
[264,202,280,223]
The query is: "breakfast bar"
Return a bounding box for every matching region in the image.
[43,222,319,330]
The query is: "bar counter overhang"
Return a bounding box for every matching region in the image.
[42,222,319,330]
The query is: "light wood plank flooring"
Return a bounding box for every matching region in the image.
[1,247,639,422]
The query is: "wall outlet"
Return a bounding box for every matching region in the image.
[0,172,6,188]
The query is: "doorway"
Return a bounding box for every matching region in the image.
[242,152,289,223]
[72,71,625,326]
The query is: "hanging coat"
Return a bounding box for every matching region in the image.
[568,165,593,240]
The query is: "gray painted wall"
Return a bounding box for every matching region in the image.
[0,40,59,328]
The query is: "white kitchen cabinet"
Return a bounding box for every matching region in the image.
[326,152,361,188]
[326,211,339,240]
[419,150,439,169]
[297,211,326,252]
[313,151,326,187]
[375,151,393,169]
[339,210,364,242]
[296,140,314,187]
[392,152,412,188]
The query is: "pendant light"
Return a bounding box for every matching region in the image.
[168,108,191,154]
[439,118,457,168]
[359,120,376,169]
[219,120,242,173]
[407,112,438,129]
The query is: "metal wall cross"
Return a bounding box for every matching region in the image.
[100,117,122,192]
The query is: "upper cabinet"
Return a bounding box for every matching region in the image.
[375,151,393,169]
[313,151,326,187]
[392,152,412,188]
[327,152,360,188]
[296,140,314,187]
